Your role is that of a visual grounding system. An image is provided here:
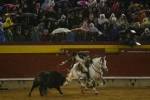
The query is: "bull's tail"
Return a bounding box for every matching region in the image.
[63,72,73,85]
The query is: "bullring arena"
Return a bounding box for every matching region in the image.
[0,42,150,100]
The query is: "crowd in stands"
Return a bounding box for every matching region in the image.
[0,0,150,43]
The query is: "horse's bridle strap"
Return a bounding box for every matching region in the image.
[91,64,102,75]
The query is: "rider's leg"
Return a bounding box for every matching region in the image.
[80,62,88,72]
[85,61,90,80]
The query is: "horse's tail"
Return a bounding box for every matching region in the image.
[63,72,73,85]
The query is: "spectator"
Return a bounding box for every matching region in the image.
[92,6,98,18]
[87,13,95,24]
[128,13,139,24]
[2,17,14,29]
[13,29,25,42]
[29,0,37,13]
[53,1,62,12]
[97,0,105,10]
[56,8,63,20]
[77,13,84,27]
[97,14,109,25]
[108,17,120,41]
[56,48,70,56]
[108,13,116,24]
[110,2,119,13]
[128,22,138,37]
[118,24,126,41]
[61,1,72,15]
[5,29,13,42]
[89,23,99,32]
[117,14,127,25]
[33,3,43,17]
[138,12,147,24]
[22,3,30,13]
[141,17,150,28]
[99,21,109,32]
[140,28,150,41]
[123,30,138,47]
[31,27,41,42]
[58,15,68,28]
[38,22,45,34]
[101,4,109,14]
[65,32,75,42]
[51,33,60,41]
[81,21,89,32]
[137,23,146,37]
[75,31,85,42]
[68,14,78,29]
[98,31,110,41]
[88,23,100,41]
[44,5,56,18]
[40,29,50,41]
[24,30,31,42]
[49,0,55,8]
[41,0,52,10]
[43,4,51,14]
[0,28,5,42]
[89,0,97,6]
[121,19,130,30]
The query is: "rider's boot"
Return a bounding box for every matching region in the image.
[86,72,90,81]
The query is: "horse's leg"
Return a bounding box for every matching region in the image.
[97,74,106,86]
[76,78,88,93]
[73,72,88,91]
[92,81,98,95]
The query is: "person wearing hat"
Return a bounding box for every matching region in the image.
[58,15,68,28]
[0,28,5,42]
[60,51,91,80]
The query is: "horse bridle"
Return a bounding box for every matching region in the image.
[91,58,104,75]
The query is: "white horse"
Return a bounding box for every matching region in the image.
[64,56,108,95]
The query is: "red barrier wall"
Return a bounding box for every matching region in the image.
[0,48,150,78]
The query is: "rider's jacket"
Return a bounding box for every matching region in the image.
[64,52,90,68]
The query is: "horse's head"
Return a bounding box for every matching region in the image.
[92,56,108,72]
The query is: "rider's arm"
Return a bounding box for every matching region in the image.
[61,57,73,65]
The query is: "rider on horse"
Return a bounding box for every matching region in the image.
[60,51,91,80]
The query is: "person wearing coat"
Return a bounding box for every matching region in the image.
[0,28,5,42]
[140,28,150,41]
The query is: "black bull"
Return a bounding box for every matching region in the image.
[28,70,67,96]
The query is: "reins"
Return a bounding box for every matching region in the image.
[91,63,102,76]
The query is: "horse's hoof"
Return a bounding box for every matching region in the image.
[103,81,106,84]
[95,93,98,95]
[85,87,88,91]
[28,94,31,97]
